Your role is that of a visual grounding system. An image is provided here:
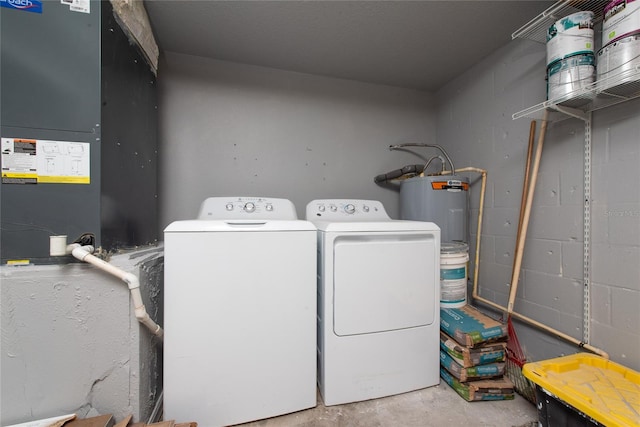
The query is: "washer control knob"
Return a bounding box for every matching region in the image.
[345,204,356,214]
[243,202,256,213]
[265,203,273,211]
[318,205,326,212]
[362,205,370,212]
[330,204,337,212]
[226,203,234,211]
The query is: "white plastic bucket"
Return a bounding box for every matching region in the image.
[547,54,595,105]
[440,242,469,309]
[603,0,640,48]
[547,11,595,67]
[49,235,67,256]
[597,34,640,94]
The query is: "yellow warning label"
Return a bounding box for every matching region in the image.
[2,172,37,179]
[7,260,30,266]
[37,176,90,184]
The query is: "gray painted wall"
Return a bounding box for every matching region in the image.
[436,39,640,370]
[0,247,163,425]
[158,52,436,225]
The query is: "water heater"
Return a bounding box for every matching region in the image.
[400,175,469,243]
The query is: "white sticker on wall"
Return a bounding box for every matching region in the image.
[1,137,90,184]
[61,0,90,14]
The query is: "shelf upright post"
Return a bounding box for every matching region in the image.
[583,112,592,344]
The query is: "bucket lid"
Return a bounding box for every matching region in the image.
[441,241,469,254]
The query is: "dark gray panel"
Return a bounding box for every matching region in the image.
[0,0,100,132]
[101,1,159,250]
[0,1,101,263]
[0,127,101,263]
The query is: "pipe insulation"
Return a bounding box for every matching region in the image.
[110,0,159,74]
[69,243,164,340]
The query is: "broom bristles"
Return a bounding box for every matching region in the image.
[506,316,537,403]
[507,315,527,362]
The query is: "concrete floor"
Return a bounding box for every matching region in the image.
[239,381,539,427]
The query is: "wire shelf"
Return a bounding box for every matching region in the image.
[512,1,640,121]
[512,0,611,43]
[513,65,640,121]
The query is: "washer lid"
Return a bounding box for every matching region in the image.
[164,219,316,233]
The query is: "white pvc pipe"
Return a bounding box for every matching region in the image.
[69,244,164,340]
[437,167,486,302]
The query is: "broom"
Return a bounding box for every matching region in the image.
[505,113,548,403]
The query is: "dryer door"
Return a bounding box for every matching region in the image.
[333,232,438,336]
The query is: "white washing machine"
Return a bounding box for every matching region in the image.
[164,197,317,427]
[306,199,440,406]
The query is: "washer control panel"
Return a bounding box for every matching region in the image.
[306,199,390,220]
[198,197,298,220]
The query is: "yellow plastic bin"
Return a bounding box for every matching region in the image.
[523,353,640,427]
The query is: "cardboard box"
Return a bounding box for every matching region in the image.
[440,331,506,367]
[130,421,196,427]
[440,350,505,382]
[440,368,514,402]
[440,305,507,347]
[65,415,115,427]
[62,415,197,427]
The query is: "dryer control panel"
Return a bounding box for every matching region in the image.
[306,199,390,221]
[198,197,298,220]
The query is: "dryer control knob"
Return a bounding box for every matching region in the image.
[226,203,234,211]
[330,205,337,212]
[318,205,326,212]
[243,202,256,213]
[265,203,273,211]
[344,204,356,214]
[362,205,370,212]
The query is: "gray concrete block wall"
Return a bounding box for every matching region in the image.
[590,103,640,367]
[0,247,163,425]
[437,38,640,370]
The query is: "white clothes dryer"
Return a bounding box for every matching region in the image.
[164,197,317,427]
[306,199,440,406]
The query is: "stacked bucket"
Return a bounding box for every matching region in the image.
[597,0,640,95]
[546,11,595,104]
[439,242,469,309]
